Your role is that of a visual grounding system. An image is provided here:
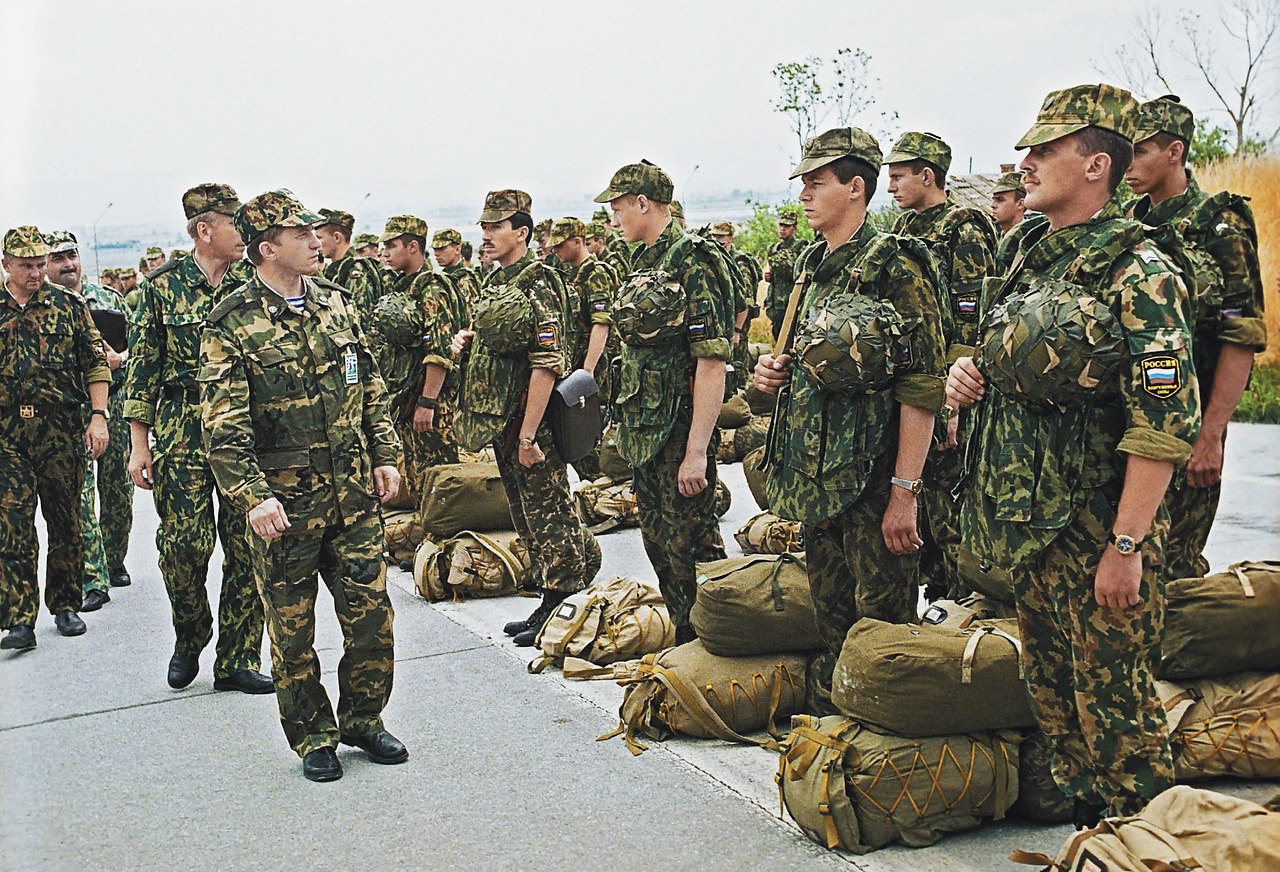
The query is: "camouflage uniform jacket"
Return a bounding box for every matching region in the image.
[961,196,1201,568]
[123,255,254,425]
[563,254,619,370]
[891,198,998,360]
[378,264,467,419]
[605,235,633,275]
[614,220,735,465]
[80,280,127,388]
[442,262,481,317]
[1131,172,1268,403]
[198,274,400,531]
[0,280,111,407]
[322,249,382,330]
[765,236,806,320]
[764,222,947,525]
[734,250,764,315]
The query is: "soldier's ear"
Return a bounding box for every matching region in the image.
[1084,151,1112,184]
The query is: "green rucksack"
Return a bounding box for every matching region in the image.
[373,290,424,347]
[472,283,534,356]
[612,268,687,346]
[794,293,908,394]
[1180,191,1256,328]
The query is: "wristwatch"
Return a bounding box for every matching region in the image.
[519,436,536,450]
[1108,531,1145,556]
[890,476,924,495]
[91,409,110,420]
[416,395,437,410]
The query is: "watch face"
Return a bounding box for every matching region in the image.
[1114,535,1136,555]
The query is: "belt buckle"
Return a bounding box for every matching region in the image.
[18,404,34,419]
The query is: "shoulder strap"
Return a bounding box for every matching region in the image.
[206,286,249,324]
[1187,190,1257,244]
[1062,218,1147,286]
[144,258,181,281]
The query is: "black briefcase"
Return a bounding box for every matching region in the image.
[548,369,603,463]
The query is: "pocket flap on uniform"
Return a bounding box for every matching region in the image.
[258,448,310,470]
[1125,327,1186,355]
[249,346,301,367]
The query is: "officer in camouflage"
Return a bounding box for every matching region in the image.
[45,230,135,609]
[452,190,596,646]
[125,182,270,693]
[597,161,733,644]
[710,220,764,393]
[885,131,1000,600]
[764,209,804,340]
[352,232,380,261]
[755,128,948,714]
[200,190,406,783]
[948,84,1201,822]
[1,227,111,650]
[1125,94,1269,580]
[991,170,1028,236]
[118,267,141,316]
[144,246,167,274]
[431,228,480,315]
[317,207,382,329]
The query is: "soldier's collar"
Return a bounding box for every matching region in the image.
[500,249,537,280]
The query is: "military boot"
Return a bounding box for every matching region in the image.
[1072,797,1106,831]
[512,590,570,647]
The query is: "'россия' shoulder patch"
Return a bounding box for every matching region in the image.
[687,313,709,340]
[537,321,559,349]
[1140,354,1181,398]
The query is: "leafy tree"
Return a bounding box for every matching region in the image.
[735,199,815,260]
[771,47,898,152]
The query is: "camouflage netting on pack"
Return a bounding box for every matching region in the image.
[612,268,687,346]
[778,715,1021,854]
[1159,561,1280,680]
[979,278,1126,408]
[414,530,532,602]
[472,283,534,356]
[794,293,907,395]
[1158,671,1280,782]
[690,553,820,657]
[607,639,808,755]
[373,290,427,348]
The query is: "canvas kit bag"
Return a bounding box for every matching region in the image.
[528,576,673,672]
[1160,561,1280,680]
[1158,671,1280,782]
[690,553,821,657]
[413,530,531,602]
[418,461,512,540]
[383,509,426,562]
[733,511,803,555]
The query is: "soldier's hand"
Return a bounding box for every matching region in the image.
[754,353,792,395]
[129,445,154,490]
[763,267,772,282]
[85,417,109,460]
[881,488,923,555]
[518,441,546,468]
[451,329,475,359]
[1095,548,1142,609]
[105,345,124,371]
[946,357,985,408]
[373,465,400,504]
[677,450,710,498]
[1186,429,1225,488]
[937,411,960,451]
[413,406,435,433]
[249,497,291,540]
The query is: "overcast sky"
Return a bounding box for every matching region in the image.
[2,0,1273,235]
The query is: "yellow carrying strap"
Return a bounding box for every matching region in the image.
[960,626,1025,684]
[648,662,783,751]
[1229,562,1257,597]
[771,271,808,359]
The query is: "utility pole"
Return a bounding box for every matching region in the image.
[92,201,113,279]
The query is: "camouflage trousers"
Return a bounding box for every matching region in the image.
[152,398,262,677]
[1014,486,1174,817]
[919,433,966,602]
[1161,431,1226,580]
[570,449,602,483]
[803,455,920,715]
[397,409,459,501]
[0,406,86,627]
[82,391,132,594]
[631,408,726,630]
[249,509,394,757]
[493,417,594,594]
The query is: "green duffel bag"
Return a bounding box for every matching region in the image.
[743,445,770,511]
[778,715,1021,854]
[690,553,821,657]
[418,461,512,540]
[955,545,1015,605]
[717,392,752,430]
[832,617,1035,736]
[1160,561,1280,680]
[1011,729,1073,824]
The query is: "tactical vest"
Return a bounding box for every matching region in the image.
[765,234,936,525]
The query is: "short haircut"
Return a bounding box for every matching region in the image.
[1148,132,1189,166]
[1073,126,1134,192]
[509,212,535,246]
[828,156,879,204]
[898,158,947,189]
[402,234,426,255]
[186,209,221,241]
[322,224,353,243]
[246,226,288,266]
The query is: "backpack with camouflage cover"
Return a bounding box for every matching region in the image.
[373,289,426,347]
[472,282,535,356]
[612,269,687,346]
[1182,190,1256,328]
[794,292,909,394]
[330,253,384,308]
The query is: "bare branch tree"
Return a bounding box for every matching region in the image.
[772,48,898,152]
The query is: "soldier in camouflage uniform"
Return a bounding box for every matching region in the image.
[548,216,621,480]
[593,207,633,275]
[376,216,466,567]
[201,190,406,783]
[118,267,142,316]
[0,227,111,650]
[885,131,1000,600]
[45,231,134,609]
[125,183,270,693]
[316,208,382,329]
[1125,95,1269,579]
[144,245,167,274]
[948,84,1201,821]
[596,162,733,644]
[431,228,480,315]
[764,209,804,340]
[453,191,597,646]
[710,220,764,393]
[754,129,948,714]
[352,232,380,261]
[991,170,1028,236]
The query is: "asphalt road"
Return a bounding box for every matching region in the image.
[2,424,1276,871]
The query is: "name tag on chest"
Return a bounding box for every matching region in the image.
[344,351,359,384]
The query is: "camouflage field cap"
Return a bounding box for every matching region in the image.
[790,127,883,179]
[170,248,189,260]
[47,230,80,253]
[182,182,242,219]
[478,189,533,223]
[992,171,1026,196]
[431,228,463,249]
[1135,94,1196,144]
[3,226,51,258]
[317,208,355,233]
[1016,83,1140,149]
[710,221,735,237]
[548,217,587,247]
[884,131,953,174]
[119,266,137,278]
[379,214,429,243]
[584,222,607,240]
[234,189,324,243]
[592,208,611,224]
[145,245,165,258]
[670,200,684,220]
[103,267,119,278]
[593,160,674,204]
[778,209,800,227]
[353,232,380,248]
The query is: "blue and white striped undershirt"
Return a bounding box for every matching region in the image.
[284,294,305,312]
